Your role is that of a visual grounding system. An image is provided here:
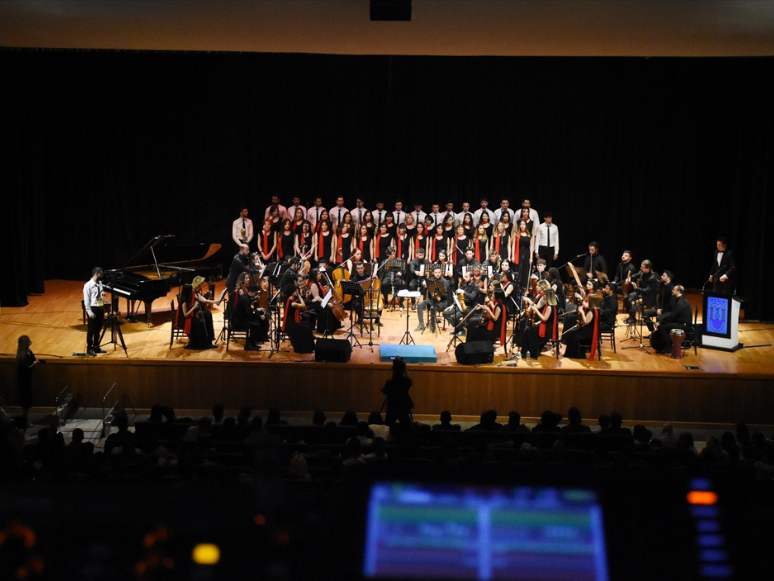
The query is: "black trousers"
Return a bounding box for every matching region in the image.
[87,306,104,350]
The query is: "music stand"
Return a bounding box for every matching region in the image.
[340,280,364,349]
[622,300,651,354]
[398,290,421,345]
[99,303,129,357]
[385,259,407,311]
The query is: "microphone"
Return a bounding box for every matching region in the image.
[574,253,588,259]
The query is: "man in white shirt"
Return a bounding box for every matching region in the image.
[456,202,473,226]
[352,198,368,229]
[441,201,455,224]
[330,197,349,229]
[307,197,326,229]
[472,197,495,226]
[264,194,289,220]
[232,207,254,249]
[519,198,540,225]
[373,201,388,228]
[493,198,515,224]
[534,212,560,269]
[83,267,106,356]
[411,202,427,225]
[288,196,307,220]
[427,204,443,228]
[392,200,406,225]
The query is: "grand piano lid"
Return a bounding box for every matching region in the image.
[109,235,222,276]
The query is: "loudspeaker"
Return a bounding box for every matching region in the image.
[315,338,352,363]
[455,341,494,365]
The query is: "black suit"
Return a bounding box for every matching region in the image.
[584,254,607,279]
[711,249,735,296]
[653,296,693,353]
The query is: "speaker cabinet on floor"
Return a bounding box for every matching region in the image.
[455,341,494,365]
[315,338,352,363]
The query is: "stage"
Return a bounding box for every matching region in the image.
[1,280,772,427]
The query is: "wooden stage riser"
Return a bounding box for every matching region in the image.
[2,360,772,425]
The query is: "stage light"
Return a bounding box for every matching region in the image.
[687,491,718,505]
[192,543,220,565]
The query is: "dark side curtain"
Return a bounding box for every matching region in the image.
[2,49,772,319]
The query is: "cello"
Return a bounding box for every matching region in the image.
[319,265,347,321]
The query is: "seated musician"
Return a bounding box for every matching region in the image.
[351,260,383,328]
[471,264,488,295]
[415,265,450,333]
[177,276,220,350]
[481,250,501,282]
[611,250,637,295]
[455,247,478,282]
[651,285,692,354]
[623,260,659,324]
[496,270,519,319]
[443,270,484,337]
[380,246,406,309]
[531,258,547,283]
[279,256,304,299]
[584,241,607,282]
[408,247,430,308]
[282,276,316,333]
[307,268,342,334]
[231,284,270,351]
[599,283,618,333]
[563,279,597,330]
[467,292,507,350]
[437,250,455,283]
[346,248,364,277]
[520,280,558,359]
[644,270,675,333]
[561,293,602,359]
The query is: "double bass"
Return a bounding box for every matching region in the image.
[319,265,347,321]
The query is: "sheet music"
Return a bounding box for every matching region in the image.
[321,289,333,308]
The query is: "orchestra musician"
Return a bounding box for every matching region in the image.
[467,291,507,350]
[178,276,220,350]
[351,259,383,328]
[280,256,305,298]
[651,285,693,354]
[456,247,478,281]
[644,270,675,333]
[610,250,638,295]
[415,265,450,333]
[281,274,316,353]
[598,283,618,334]
[561,292,602,359]
[623,260,659,324]
[443,270,484,337]
[231,283,270,351]
[520,280,558,359]
[306,268,342,335]
[583,241,607,281]
[380,246,406,310]
[407,247,430,309]
[225,244,260,305]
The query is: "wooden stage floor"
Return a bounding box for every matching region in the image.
[1,280,773,427]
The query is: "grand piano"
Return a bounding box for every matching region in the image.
[104,235,224,325]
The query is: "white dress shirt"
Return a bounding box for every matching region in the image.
[535,222,559,254]
[307,206,327,229]
[83,278,104,317]
[330,206,349,228]
[232,217,254,247]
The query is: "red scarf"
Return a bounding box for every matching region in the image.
[397,235,404,259]
[588,307,600,361]
[282,296,300,331]
[494,234,501,256]
[262,230,272,257]
[514,234,522,265]
[538,303,551,338]
[454,235,462,265]
[337,234,343,256]
[474,238,482,262]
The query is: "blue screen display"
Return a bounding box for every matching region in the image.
[705,296,729,336]
[364,483,609,581]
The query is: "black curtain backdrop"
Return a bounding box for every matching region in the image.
[2,49,772,319]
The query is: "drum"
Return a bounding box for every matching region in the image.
[649,330,668,353]
[669,328,686,359]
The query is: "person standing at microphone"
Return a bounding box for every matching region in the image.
[83,267,106,356]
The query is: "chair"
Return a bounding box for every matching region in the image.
[169,296,187,348]
[225,297,249,352]
[599,325,617,353]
